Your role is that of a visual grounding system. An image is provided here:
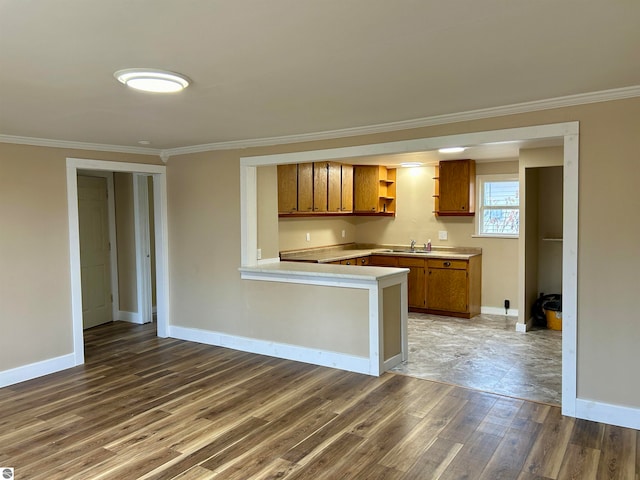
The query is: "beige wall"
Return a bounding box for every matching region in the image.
[279,216,358,251]
[114,172,137,312]
[0,143,160,371]
[2,97,640,410]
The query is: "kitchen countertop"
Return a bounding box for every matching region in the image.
[240,260,409,281]
[280,243,482,263]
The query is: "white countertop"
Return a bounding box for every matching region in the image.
[240,261,409,282]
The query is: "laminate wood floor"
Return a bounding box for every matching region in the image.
[1,322,637,479]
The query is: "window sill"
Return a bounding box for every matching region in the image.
[471,234,519,239]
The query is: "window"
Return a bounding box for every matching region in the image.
[476,174,519,237]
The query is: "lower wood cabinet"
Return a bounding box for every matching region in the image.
[371,254,481,318]
[426,257,481,318]
[333,253,481,318]
[398,257,426,309]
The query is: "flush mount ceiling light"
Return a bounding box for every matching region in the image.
[400,162,423,168]
[438,147,466,154]
[114,68,190,93]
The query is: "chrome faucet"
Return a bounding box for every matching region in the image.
[410,239,416,251]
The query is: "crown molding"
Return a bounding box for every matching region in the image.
[1,86,638,159]
[0,134,161,157]
[162,85,640,159]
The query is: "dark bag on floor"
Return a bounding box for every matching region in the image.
[531,293,562,327]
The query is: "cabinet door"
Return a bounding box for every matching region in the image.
[277,164,298,213]
[297,163,314,213]
[439,159,475,214]
[354,166,379,212]
[341,165,353,212]
[313,162,328,212]
[427,267,468,313]
[399,257,426,308]
[328,162,342,212]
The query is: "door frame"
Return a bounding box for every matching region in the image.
[240,121,579,417]
[66,158,169,365]
[133,173,153,324]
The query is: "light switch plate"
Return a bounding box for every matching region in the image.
[257,249,262,260]
[438,230,448,240]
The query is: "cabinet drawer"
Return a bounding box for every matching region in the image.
[398,257,426,268]
[427,259,468,270]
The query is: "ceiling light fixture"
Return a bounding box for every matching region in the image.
[438,147,466,154]
[114,68,190,93]
[400,162,423,168]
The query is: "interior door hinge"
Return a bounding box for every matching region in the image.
[110,294,113,303]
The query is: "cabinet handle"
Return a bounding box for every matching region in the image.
[443,261,451,267]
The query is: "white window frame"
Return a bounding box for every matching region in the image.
[475,173,520,238]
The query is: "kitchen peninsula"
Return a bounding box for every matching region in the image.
[280,243,482,318]
[239,259,409,376]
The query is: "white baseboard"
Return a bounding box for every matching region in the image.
[383,353,403,371]
[118,310,142,324]
[168,325,372,375]
[575,398,640,430]
[0,353,76,388]
[481,306,519,317]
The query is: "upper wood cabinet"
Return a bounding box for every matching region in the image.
[353,166,396,215]
[313,162,329,212]
[434,159,475,216]
[341,165,353,213]
[298,163,314,213]
[277,162,355,216]
[277,164,298,214]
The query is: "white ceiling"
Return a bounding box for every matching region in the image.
[0,1,638,155]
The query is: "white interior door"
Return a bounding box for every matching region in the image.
[134,174,153,324]
[78,175,112,329]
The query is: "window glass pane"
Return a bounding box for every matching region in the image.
[481,208,519,235]
[483,181,519,207]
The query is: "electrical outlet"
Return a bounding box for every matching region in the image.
[306,232,310,242]
[341,230,346,238]
[438,230,448,241]
[257,249,262,260]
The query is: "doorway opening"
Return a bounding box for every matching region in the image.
[242,121,578,416]
[77,171,158,330]
[66,158,169,366]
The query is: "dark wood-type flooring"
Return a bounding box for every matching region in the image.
[1,321,638,479]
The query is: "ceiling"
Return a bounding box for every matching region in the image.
[1,1,639,156]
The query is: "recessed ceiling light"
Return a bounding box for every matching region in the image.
[400,162,423,168]
[438,147,466,154]
[114,68,190,93]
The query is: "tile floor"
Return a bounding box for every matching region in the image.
[391,312,562,405]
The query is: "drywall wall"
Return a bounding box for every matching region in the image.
[0,142,160,371]
[278,216,358,251]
